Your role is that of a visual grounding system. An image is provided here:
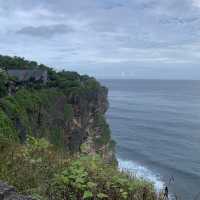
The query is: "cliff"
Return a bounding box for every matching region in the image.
[0,55,157,200]
[0,73,115,163]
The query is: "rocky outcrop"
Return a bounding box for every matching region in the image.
[67,86,108,149]
[0,182,34,200]
[65,85,115,162]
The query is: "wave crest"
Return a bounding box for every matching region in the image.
[118,158,164,192]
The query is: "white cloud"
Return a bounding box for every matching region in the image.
[192,0,200,7]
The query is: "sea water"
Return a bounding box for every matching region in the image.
[101,79,200,200]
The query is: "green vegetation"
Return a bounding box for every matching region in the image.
[0,55,44,69]
[0,55,108,149]
[0,108,18,141]
[0,55,159,199]
[47,70,103,97]
[0,89,73,147]
[0,71,8,98]
[0,136,157,200]
[95,114,112,147]
[0,55,104,98]
[64,104,73,120]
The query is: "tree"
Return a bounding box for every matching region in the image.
[0,72,8,98]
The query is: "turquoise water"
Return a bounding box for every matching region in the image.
[101,79,200,200]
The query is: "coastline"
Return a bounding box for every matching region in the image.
[117,157,164,192]
[118,157,176,200]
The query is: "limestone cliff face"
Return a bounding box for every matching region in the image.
[65,86,115,162]
[0,84,115,162]
[66,87,109,150]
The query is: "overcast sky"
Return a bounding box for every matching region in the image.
[0,0,200,79]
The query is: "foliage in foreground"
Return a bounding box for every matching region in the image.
[0,136,157,200]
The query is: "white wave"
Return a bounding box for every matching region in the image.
[117,158,164,192]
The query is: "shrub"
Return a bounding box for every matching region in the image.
[64,104,73,120]
[0,108,18,141]
[95,114,111,147]
[0,136,68,198]
[0,89,73,146]
[0,72,8,98]
[49,156,156,200]
[0,136,157,200]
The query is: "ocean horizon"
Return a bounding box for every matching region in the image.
[101,79,200,200]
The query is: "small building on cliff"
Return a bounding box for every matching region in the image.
[6,69,48,96]
[7,69,48,84]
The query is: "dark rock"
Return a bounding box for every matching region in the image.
[0,182,34,200]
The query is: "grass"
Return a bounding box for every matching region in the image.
[0,136,158,200]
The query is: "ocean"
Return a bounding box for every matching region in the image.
[100,79,200,200]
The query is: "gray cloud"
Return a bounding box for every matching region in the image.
[17,24,74,38]
[0,0,200,79]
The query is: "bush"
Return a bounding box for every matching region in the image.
[0,89,72,146]
[0,108,18,141]
[94,114,111,147]
[0,136,157,200]
[0,136,68,198]
[0,72,8,98]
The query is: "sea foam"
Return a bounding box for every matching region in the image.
[117,158,164,192]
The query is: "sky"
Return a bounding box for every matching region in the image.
[0,0,200,79]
